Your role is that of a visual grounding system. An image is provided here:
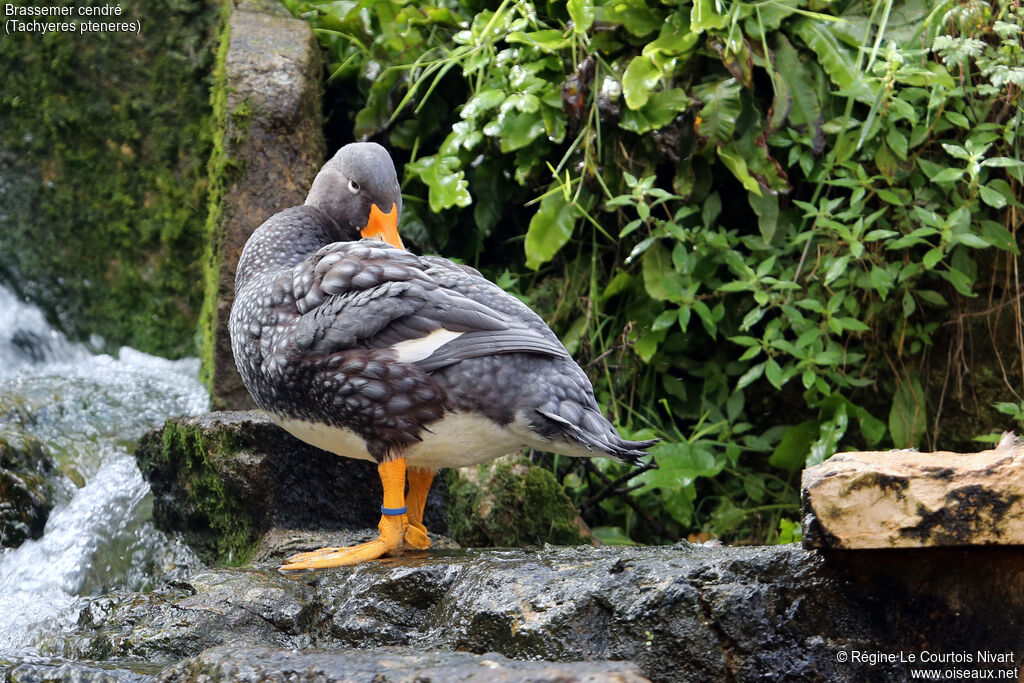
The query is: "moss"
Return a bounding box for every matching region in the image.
[0,435,56,548]
[139,420,257,565]
[0,0,223,358]
[446,456,588,547]
[198,0,239,392]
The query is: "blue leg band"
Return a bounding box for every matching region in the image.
[381,505,407,516]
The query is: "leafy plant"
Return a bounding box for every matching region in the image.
[285,0,1024,544]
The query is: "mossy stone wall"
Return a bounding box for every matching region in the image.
[0,0,224,357]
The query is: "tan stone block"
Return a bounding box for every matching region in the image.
[802,433,1024,549]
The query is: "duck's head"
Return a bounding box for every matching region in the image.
[305,142,404,249]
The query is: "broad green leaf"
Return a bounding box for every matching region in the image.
[524,188,579,269]
[619,89,688,133]
[773,34,823,140]
[601,0,664,36]
[770,420,820,471]
[791,18,873,102]
[642,240,687,302]
[405,155,472,212]
[931,167,964,183]
[979,184,1008,209]
[643,10,699,60]
[889,373,926,448]
[940,267,975,297]
[567,0,595,32]
[498,111,546,152]
[691,0,728,33]
[622,56,661,110]
[980,220,1020,254]
[694,78,742,143]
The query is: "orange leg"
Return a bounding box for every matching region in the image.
[404,467,435,550]
[280,458,408,571]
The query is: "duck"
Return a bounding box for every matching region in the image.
[229,142,657,570]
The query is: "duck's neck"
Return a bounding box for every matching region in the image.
[235,206,346,289]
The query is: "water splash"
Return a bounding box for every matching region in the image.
[0,285,208,656]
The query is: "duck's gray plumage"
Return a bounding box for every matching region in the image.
[229,142,657,464]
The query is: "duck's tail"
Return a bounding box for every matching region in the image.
[536,408,659,466]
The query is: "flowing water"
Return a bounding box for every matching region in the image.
[0,284,209,658]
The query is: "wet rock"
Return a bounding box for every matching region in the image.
[0,435,56,548]
[134,411,448,565]
[65,569,317,665]
[802,433,1024,549]
[158,645,649,682]
[0,658,153,683]
[201,0,326,409]
[446,455,591,547]
[61,543,1024,682]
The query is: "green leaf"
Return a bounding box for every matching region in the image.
[601,0,664,36]
[930,167,964,184]
[885,128,908,160]
[980,220,1020,254]
[979,184,1008,209]
[405,155,472,212]
[622,56,662,110]
[619,89,688,133]
[567,0,595,32]
[737,362,765,390]
[591,526,637,545]
[498,111,546,152]
[506,29,570,53]
[824,254,850,285]
[642,240,687,302]
[807,406,847,467]
[694,78,742,143]
[524,188,579,270]
[769,420,820,471]
[772,34,823,140]
[790,18,872,102]
[941,267,975,297]
[690,0,728,33]
[922,247,944,269]
[717,145,763,196]
[889,373,926,449]
[643,10,699,60]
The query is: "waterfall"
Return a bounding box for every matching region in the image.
[0,284,208,656]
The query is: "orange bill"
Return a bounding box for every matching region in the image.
[360,202,404,250]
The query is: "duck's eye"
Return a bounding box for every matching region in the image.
[348,179,361,194]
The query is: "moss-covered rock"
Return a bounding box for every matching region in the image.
[0,0,224,358]
[0,435,57,547]
[135,411,449,565]
[198,1,325,409]
[446,456,590,547]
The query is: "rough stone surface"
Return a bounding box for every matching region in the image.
[158,646,649,682]
[0,435,56,548]
[0,659,154,683]
[202,0,326,409]
[52,543,1024,682]
[802,434,1024,549]
[134,411,448,565]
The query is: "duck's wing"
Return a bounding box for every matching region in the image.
[284,241,570,371]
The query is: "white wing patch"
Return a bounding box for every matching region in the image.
[390,327,463,363]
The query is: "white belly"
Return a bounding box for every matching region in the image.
[271,412,548,468]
